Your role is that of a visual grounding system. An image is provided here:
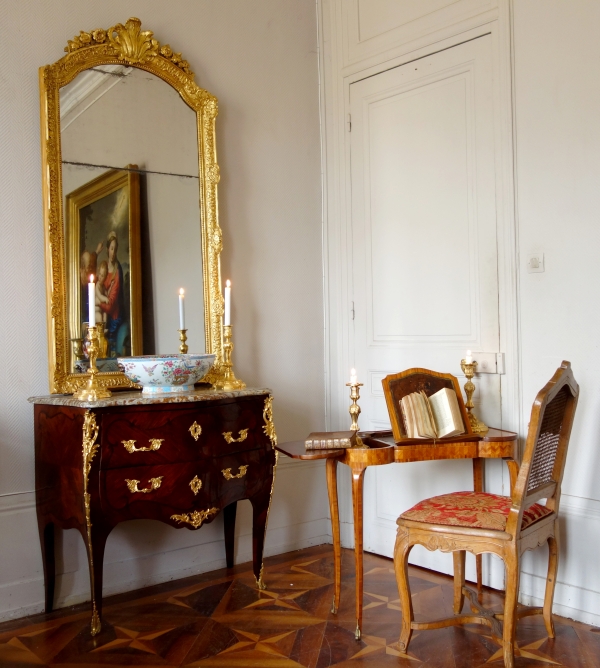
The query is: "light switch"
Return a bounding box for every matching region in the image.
[527,253,544,273]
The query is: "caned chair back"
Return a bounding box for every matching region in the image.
[507,361,579,534]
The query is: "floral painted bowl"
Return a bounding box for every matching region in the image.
[117,354,216,394]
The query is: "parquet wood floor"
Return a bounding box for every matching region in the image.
[0,545,598,667]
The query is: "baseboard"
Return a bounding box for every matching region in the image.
[519,572,600,627]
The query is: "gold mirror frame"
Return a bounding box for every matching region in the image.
[40,17,225,393]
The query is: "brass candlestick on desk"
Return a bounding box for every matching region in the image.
[460,359,488,434]
[74,326,111,401]
[215,325,246,391]
[178,329,188,354]
[346,380,365,448]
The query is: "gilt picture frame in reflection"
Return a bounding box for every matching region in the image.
[66,166,142,367]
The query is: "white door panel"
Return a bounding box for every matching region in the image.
[350,35,501,579]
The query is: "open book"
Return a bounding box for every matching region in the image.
[400,388,465,439]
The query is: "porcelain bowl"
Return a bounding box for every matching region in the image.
[117,354,216,394]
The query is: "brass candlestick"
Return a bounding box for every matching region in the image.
[178,329,188,354]
[74,326,111,401]
[346,381,365,447]
[215,325,246,391]
[460,359,488,434]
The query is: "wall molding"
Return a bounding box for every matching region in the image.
[0,491,35,514]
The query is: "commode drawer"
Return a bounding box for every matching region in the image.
[101,462,214,513]
[100,395,271,469]
[100,409,206,469]
[214,448,275,507]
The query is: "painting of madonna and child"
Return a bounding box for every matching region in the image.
[66,167,142,372]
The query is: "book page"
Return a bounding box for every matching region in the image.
[412,392,436,438]
[400,396,414,438]
[420,390,438,439]
[429,388,465,438]
[447,390,466,434]
[400,396,412,437]
[411,393,427,438]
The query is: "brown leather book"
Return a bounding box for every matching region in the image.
[305,431,357,449]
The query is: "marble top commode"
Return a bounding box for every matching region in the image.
[28,387,272,409]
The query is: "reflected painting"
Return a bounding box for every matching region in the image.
[66,167,142,369]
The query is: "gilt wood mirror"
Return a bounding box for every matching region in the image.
[40,18,225,393]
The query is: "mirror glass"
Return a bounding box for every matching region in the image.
[60,65,205,373]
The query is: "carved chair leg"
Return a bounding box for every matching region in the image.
[394,528,414,653]
[502,548,520,668]
[543,525,559,638]
[452,551,466,614]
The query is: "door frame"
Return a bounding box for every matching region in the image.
[318,0,520,590]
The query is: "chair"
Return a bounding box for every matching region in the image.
[393,361,579,668]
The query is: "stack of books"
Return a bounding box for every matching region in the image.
[305,431,357,449]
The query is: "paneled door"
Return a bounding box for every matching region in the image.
[350,35,502,577]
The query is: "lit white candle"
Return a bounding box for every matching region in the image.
[179,288,185,329]
[465,349,473,364]
[88,275,96,328]
[224,279,231,326]
[350,368,358,385]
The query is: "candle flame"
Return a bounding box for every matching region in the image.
[351,368,356,375]
[466,350,472,356]
[179,288,184,295]
[226,279,231,288]
[89,274,94,283]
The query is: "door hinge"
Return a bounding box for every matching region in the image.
[347,113,352,132]
[351,301,355,320]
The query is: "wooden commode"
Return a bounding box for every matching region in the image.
[30,388,278,636]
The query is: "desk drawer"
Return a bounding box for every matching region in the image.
[100,396,270,469]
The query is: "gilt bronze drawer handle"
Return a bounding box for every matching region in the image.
[125,477,163,494]
[171,507,218,528]
[122,439,163,453]
[189,475,202,495]
[222,465,249,480]
[189,422,202,441]
[222,429,249,444]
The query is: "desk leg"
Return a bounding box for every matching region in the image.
[352,465,366,640]
[473,458,484,601]
[326,458,341,614]
[504,458,519,495]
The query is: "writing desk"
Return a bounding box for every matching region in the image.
[275,428,518,638]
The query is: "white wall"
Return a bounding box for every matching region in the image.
[0,0,327,620]
[513,0,600,626]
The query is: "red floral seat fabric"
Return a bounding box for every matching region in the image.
[400,491,553,532]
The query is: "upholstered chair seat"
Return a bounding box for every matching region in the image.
[400,491,554,533]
